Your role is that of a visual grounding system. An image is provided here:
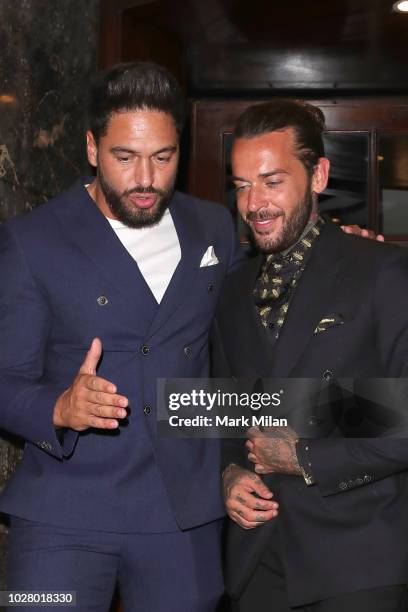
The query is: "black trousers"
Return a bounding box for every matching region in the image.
[231,542,408,612]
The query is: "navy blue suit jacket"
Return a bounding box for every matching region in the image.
[0,180,239,532]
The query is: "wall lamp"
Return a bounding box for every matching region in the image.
[393,1,408,12]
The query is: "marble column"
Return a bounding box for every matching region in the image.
[0,0,100,588]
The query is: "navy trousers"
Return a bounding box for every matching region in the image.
[7,517,224,612]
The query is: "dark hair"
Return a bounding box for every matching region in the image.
[88,61,185,140]
[234,99,326,174]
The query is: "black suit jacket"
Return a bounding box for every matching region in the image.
[212,221,408,606]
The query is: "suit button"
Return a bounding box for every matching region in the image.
[184,346,192,356]
[363,474,372,483]
[207,283,214,292]
[339,481,348,490]
[143,405,151,415]
[37,440,52,451]
[322,369,333,381]
[97,296,108,306]
[347,480,354,488]
[355,478,364,486]
[308,416,318,426]
[141,345,150,356]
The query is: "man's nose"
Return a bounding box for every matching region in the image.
[135,158,153,188]
[246,185,265,212]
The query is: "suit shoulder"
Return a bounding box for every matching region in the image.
[323,227,408,308]
[2,181,83,238]
[330,224,408,267]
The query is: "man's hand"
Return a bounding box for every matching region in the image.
[246,426,301,476]
[222,463,279,529]
[53,338,128,431]
[341,224,384,242]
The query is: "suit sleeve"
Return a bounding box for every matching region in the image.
[224,208,246,275]
[212,212,248,471]
[210,319,249,471]
[300,248,408,496]
[0,222,77,459]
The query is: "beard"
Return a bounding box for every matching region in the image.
[246,187,314,254]
[98,169,175,229]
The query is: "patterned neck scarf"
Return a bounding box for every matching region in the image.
[253,216,325,341]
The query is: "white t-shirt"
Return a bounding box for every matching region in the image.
[106,208,181,304]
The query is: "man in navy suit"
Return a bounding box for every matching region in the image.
[0,62,239,611]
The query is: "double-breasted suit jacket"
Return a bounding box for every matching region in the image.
[212,221,408,606]
[0,180,239,533]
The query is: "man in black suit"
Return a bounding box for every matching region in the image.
[214,100,408,611]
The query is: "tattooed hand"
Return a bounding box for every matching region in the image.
[246,426,302,476]
[222,463,279,529]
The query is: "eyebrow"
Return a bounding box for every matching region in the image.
[231,170,289,182]
[110,145,178,155]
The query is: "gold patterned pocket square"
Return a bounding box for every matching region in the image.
[314,314,344,334]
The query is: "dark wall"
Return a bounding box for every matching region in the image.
[0,0,100,589]
[100,0,408,97]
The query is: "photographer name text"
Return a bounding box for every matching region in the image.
[168,415,288,428]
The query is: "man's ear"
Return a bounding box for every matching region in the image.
[86,131,98,168]
[312,157,330,194]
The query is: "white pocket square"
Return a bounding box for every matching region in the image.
[199,246,219,267]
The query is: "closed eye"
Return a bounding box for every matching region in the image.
[265,180,283,188]
[233,184,250,193]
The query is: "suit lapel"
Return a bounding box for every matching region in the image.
[220,254,277,378]
[53,184,210,337]
[52,181,158,313]
[270,222,345,377]
[146,193,206,338]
